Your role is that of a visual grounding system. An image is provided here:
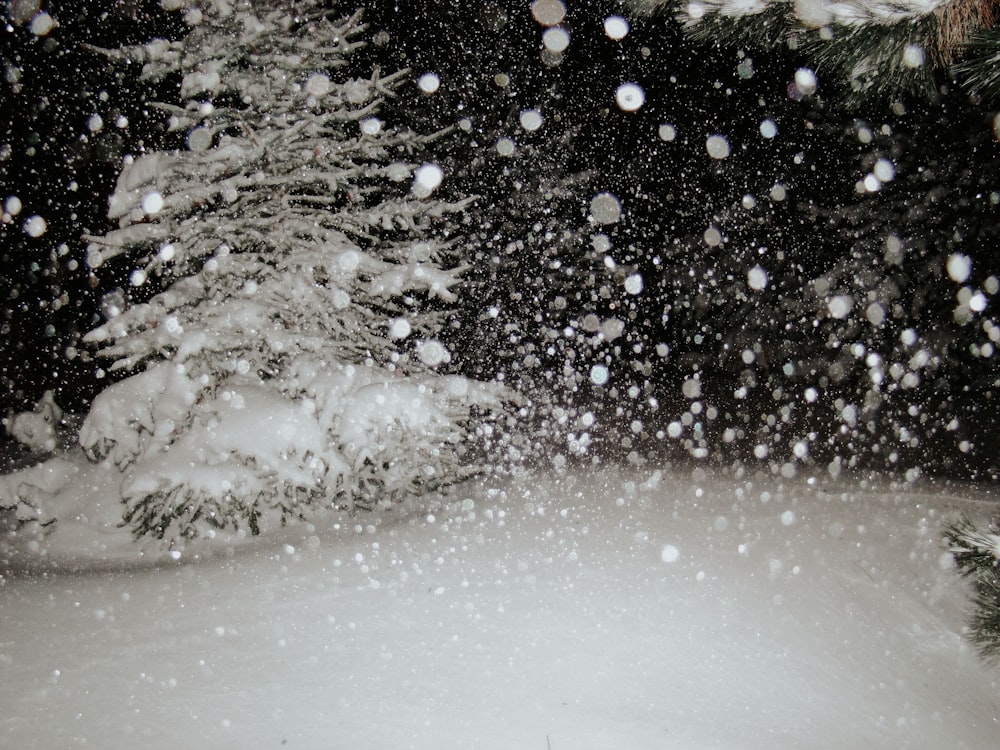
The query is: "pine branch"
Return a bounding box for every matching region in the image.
[798,16,942,102]
[954,28,1000,98]
[631,0,1000,103]
[946,516,1000,573]
[944,516,1000,662]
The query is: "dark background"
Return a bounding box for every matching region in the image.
[2,0,998,480]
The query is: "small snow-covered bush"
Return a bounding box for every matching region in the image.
[0,457,76,527]
[4,390,63,454]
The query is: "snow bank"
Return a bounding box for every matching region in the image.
[1,468,997,748]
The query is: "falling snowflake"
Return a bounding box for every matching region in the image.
[604,16,629,40]
[706,135,730,160]
[23,214,47,237]
[589,192,622,224]
[417,72,440,94]
[531,0,566,26]
[615,83,645,112]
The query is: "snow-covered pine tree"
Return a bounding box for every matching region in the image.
[944,517,1000,662]
[17,0,507,544]
[631,0,1000,103]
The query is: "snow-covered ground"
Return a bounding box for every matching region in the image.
[2,466,998,749]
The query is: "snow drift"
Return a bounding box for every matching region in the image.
[1,467,997,748]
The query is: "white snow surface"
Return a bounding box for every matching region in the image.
[2,467,998,748]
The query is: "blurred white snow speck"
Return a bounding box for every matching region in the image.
[29,11,55,36]
[23,214,47,237]
[866,302,886,326]
[827,294,853,319]
[142,191,165,215]
[946,252,972,283]
[417,72,440,94]
[615,83,645,112]
[706,134,730,159]
[661,544,680,563]
[686,2,706,20]
[793,68,818,96]
[496,137,516,156]
[589,192,621,224]
[519,109,543,131]
[873,158,895,182]
[417,339,450,366]
[542,27,570,53]
[386,162,411,182]
[658,123,677,141]
[187,126,212,151]
[682,377,701,399]
[531,0,566,26]
[604,16,629,40]
[389,318,412,340]
[903,44,925,68]
[359,117,382,136]
[747,265,768,290]
[589,364,610,386]
[304,73,332,97]
[412,164,444,197]
[8,0,39,23]
[759,119,777,138]
[601,318,625,340]
[863,174,882,193]
[624,273,643,295]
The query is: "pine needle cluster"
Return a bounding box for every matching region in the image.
[944,516,1000,662]
[631,0,1000,104]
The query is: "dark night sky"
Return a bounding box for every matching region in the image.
[2,0,189,415]
[2,0,999,478]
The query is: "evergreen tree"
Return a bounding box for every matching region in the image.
[2,0,507,545]
[631,0,1000,103]
[944,516,1000,661]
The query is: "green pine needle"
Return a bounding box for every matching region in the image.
[955,31,1000,102]
[944,516,1000,663]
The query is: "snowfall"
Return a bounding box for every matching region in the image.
[2,460,999,749]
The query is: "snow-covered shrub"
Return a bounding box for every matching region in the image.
[0,457,75,527]
[4,390,63,454]
[0,0,511,545]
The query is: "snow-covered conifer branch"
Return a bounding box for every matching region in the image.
[631,0,1000,102]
